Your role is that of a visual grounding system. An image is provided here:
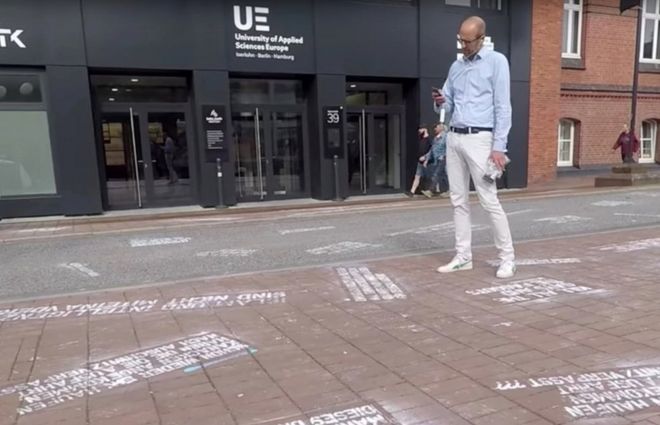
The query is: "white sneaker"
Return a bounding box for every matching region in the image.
[496,261,516,279]
[437,257,473,273]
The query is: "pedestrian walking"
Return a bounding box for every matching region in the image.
[432,16,516,279]
[421,122,449,198]
[162,131,179,185]
[406,125,433,197]
[612,123,640,164]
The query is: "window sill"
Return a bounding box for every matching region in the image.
[561,57,585,70]
[0,191,59,198]
[639,62,660,74]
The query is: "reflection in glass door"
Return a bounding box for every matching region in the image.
[101,110,145,208]
[146,112,191,205]
[234,109,266,199]
[233,108,305,201]
[346,110,402,195]
[271,111,304,197]
[372,113,401,190]
[346,112,366,194]
[99,106,193,209]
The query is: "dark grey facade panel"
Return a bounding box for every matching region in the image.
[0,0,86,66]
[315,1,418,77]
[46,66,102,215]
[83,0,228,70]
[508,81,530,188]
[510,0,532,83]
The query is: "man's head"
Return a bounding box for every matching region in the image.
[433,123,444,136]
[458,16,486,60]
[623,123,629,132]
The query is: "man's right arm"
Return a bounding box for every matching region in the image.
[433,70,455,115]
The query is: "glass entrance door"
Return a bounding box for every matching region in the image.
[233,107,306,201]
[100,105,193,209]
[346,109,402,195]
[101,110,145,208]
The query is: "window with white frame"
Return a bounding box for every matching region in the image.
[557,119,575,166]
[642,0,660,63]
[562,0,583,58]
[640,120,657,163]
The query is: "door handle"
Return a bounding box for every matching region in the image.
[128,107,143,208]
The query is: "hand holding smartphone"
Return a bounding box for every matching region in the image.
[431,86,444,106]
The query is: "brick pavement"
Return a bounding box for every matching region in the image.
[1,226,660,424]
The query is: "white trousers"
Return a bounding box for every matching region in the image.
[446,131,515,263]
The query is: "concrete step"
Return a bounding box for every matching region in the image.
[612,164,649,174]
[595,172,660,187]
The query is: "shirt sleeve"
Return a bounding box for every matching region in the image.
[433,72,454,117]
[492,54,512,152]
[432,142,443,161]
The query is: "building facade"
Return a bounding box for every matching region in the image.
[0,0,532,218]
[528,0,660,183]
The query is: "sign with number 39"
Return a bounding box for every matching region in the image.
[326,109,340,124]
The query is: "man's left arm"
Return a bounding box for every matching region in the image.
[491,54,512,167]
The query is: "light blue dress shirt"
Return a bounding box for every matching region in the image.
[434,48,512,152]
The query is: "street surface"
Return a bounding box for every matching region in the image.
[1,187,660,300]
[1,186,660,424]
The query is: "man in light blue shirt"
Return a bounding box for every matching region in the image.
[432,16,516,279]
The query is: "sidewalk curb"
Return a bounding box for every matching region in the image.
[2,183,659,229]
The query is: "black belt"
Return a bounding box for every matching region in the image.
[450,126,493,134]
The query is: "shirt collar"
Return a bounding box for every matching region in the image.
[462,47,488,63]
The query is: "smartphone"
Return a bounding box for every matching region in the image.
[431,86,441,94]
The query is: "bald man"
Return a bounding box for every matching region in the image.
[432,16,516,279]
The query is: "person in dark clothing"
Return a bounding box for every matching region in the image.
[417,123,432,157]
[612,124,640,164]
[406,124,433,197]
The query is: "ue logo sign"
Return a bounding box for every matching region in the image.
[0,29,26,48]
[233,5,270,32]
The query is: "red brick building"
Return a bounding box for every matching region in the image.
[528,0,660,184]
